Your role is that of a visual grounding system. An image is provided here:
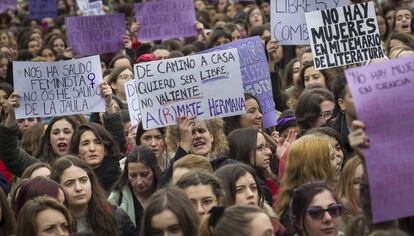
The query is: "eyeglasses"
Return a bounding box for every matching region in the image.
[307,204,343,220]
[320,111,333,121]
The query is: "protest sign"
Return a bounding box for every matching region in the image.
[29,0,57,19]
[270,0,348,45]
[13,55,104,119]
[125,79,141,127]
[65,14,125,56]
[135,0,197,41]
[76,0,105,16]
[133,48,245,129]
[203,36,277,128]
[306,2,384,69]
[0,0,16,14]
[345,56,414,223]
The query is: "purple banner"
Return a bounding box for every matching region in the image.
[29,0,57,19]
[0,0,16,14]
[203,36,277,128]
[135,0,197,41]
[65,14,126,56]
[345,56,414,223]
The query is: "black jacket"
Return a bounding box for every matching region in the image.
[113,205,137,236]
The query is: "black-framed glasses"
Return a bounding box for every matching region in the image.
[307,204,343,220]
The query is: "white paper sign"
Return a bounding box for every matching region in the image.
[133,48,246,129]
[125,79,141,127]
[270,0,349,45]
[13,55,104,119]
[305,2,384,69]
[76,0,104,16]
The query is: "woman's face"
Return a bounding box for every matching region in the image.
[111,69,133,100]
[304,66,326,88]
[184,184,218,219]
[352,164,364,204]
[189,121,213,157]
[249,212,274,236]
[234,173,258,206]
[240,98,263,130]
[312,100,334,128]
[302,190,341,236]
[78,130,105,168]
[385,10,395,29]
[50,119,74,156]
[52,38,65,53]
[60,165,92,208]
[376,16,387,38]
[151,209,183,236]
[213,36,231,47]
[226,5,237,20]
[0,58,8,79]
[0,33,10,47]
[328,137,344,176]
[140,129,164,158]
[292,61,301,85]
[128,162,154,194]
[41,48,56,62]
[231,29,241,42]
[217,0,228,12]
[394,9,412,33]
[28,40,40,56]
[249,8,264,28]
[36,208,70,236]
[253,133,271,170]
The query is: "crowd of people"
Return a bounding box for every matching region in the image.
[0,0,413,235]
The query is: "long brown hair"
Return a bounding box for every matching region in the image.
[51,156,119,236]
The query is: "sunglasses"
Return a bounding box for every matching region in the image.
[307,204,343,220]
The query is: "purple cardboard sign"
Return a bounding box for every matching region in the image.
[29,0,57,19]
[0,0,16,14]
[345,56,414,223]
[135,0,197,41]
[65,14,126,56]
[203,36,277,128]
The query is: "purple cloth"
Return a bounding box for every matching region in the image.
[28,0,57,19]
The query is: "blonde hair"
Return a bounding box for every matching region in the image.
[275,135,336,217]
[165,119,228,158]
[337,156,363,220]
[173,154,213,173]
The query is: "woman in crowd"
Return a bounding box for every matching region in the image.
[135,122,170,171]
[172,154,213,184]
[140,187,199,236]
[393,7,413,34]
[15,196,75,236]
[108,66,133,104]
[284,58,301,94]
[288,181,344,236]
[0,82,12,121]
[276,135,337,227]
[13,176,66,215]
[337,156,364,223]
[208,25,232,47]
[109,146,161,229]
[19,123,46,155]
[305,127,346,176]
[51,156,136,235]
[223,93,263,135]
[226,128,273,205]
[0,187,15,236]
[176,170,223,219]
[69,122,122,193]
[246,6,267,31]
[295,88,335,133]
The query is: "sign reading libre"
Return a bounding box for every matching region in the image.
[306,2,384,69]
[345,56,414,223]
[132,48,245,129]
[13,55,104,119]
[270,0,348,45]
